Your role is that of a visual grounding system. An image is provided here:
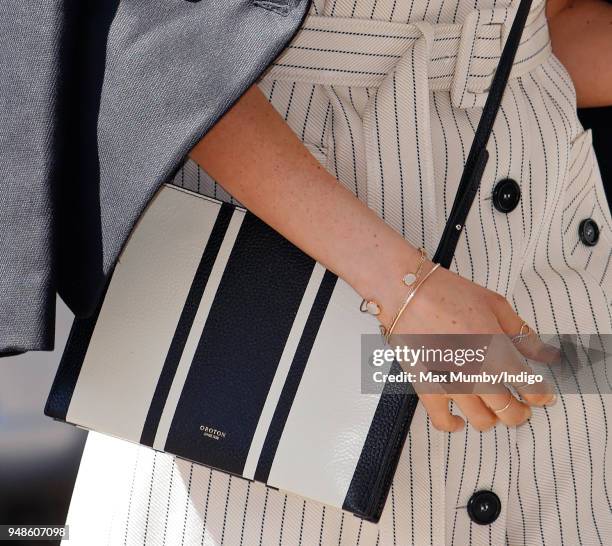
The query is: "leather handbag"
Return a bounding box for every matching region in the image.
[45,0,532,523]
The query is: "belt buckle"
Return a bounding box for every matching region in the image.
[450,7,508,109]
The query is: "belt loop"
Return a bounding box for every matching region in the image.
[450,9,481,110]
[451,6,514,109]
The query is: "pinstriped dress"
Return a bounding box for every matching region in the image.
[66,0,612,543]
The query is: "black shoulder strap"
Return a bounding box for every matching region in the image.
[433,0,534,268]
[347,3,538,519]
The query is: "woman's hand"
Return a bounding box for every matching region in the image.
[385,263,559,432]
[191,85,558,433]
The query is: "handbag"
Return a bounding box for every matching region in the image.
[45,0,532,523]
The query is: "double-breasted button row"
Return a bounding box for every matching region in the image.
[491,179,601,248]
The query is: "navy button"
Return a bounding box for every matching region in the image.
[492,178,521,213]
[578,218,600,247]
[467,490,501,525]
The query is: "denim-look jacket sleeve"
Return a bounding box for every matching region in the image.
[0,0,311,355]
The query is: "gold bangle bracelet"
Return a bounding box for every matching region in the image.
[380,262,441,343]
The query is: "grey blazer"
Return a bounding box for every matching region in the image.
[0,0,310,355]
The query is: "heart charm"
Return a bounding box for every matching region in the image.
[366,301,381,315]
[360,299,381,316]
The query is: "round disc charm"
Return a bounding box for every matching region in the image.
[403,273,417,286]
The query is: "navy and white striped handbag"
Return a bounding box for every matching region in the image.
[45,0,532,523]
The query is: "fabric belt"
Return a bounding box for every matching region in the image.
[265,1,550,110]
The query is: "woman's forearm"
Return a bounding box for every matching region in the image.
[189,84,556,431]
[547,0,612,107]
[189,85,421,326]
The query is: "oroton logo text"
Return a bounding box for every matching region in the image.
[199,425,227,441]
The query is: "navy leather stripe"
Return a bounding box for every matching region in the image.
[342,361,418,522]
[164,212,316,475]
[139,203,233,447]
[44,311,100,421]
[254,270,338,483]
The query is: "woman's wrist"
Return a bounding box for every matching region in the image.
[349,232,427,328]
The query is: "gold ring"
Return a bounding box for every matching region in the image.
[511,322,531,344]
[493,394,513,414]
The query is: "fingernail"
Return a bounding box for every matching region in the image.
[545,393,557,406]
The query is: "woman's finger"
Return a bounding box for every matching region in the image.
[419,394,465,432]
[479,389,531,427]
[490,294,561,364]
[450,394,499,432]
[470,331,537,424]
[485,332,557,407]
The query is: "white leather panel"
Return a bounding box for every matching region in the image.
[67,186,220,441]
[267,278,382,507]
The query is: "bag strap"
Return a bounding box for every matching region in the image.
[432,0,534,268]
